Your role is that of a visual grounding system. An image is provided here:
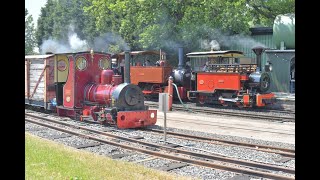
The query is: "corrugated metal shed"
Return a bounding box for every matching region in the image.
[265,50,295,93]
[222,27,276,70]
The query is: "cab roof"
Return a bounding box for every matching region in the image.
[112,50,166,58]
[186,50,244,58]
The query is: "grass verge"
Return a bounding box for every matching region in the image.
[26,132,194,180]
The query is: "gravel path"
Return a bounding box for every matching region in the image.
[25,109,295,179]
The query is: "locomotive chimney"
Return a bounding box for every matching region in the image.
[178,47,184,69]
[124,51,131,84]
[252,46,265,72]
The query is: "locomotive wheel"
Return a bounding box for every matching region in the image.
[198,95,207,105]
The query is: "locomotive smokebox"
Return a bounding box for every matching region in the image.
[124,51,130,84]
[178,47,184,69]
[171,47,191,88]
[252,46,265,71]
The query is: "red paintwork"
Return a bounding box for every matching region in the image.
[256,93,275,107]
[101,70,114,85]
[168,77,173,111]
[177,87,187,100]
[117,110,157,129]
[74,53,111,108]
[63,55,75,108]
[59,52,111,109]
[240,75,249,81]
[197,73,241,92]
[130,66,173,84]
[112,75,122,85]
[56,51,157,129]
[243,95,250,106]
[84,84,117,105]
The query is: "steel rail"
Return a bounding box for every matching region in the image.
[25,114,294,180]
[145,102,295,122]
[143,129,295,157]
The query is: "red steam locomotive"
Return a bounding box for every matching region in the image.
[112,47,275,108]
[25,50,157,128]
[187,47,275,107]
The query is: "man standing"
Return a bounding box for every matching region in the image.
[202,62,209,72]
[145,60,151,66]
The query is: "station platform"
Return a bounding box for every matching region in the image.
[154,109,295,145]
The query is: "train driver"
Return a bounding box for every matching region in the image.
[202,62,209,72]
[145,60,151,66]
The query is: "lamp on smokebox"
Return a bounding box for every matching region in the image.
[90,49,94,63]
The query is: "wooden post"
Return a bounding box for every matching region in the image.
[25,60,30,98]
[168,76,173,111]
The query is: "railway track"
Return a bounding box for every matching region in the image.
[25,113,295,180]
[145,101,295,122]
[142,129,295,158]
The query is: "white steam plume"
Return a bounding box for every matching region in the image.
[221,34,267,49]
[201,40,220,51]
[92,32,130,52]
[40,25,89,54]
[40,38,71,54]
[69,33,88,51]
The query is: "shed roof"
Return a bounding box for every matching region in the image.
[265,49,295,53]
[249,27,273,35]
[112,50,166,58]
[25,54,54,59]
[186,50,244,58]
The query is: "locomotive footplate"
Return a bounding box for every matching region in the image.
[256,93,276,107]
[116,110,157,129]
[187,91,212,99]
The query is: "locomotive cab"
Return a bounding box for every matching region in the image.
[112,51,172,97]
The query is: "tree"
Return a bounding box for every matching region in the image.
[25,9,37,55]
[246,0,295,26]
[36,0,295,56]
[36,0,56,47]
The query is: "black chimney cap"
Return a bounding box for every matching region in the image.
[252,46,265,56]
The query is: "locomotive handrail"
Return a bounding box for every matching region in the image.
[207,64,257,73]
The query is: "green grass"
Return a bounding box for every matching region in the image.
[26,132,194,180]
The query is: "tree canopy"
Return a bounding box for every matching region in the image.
[34,0,295,57]
[25,9,37,55]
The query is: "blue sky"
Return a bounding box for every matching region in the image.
[25,0,47,27]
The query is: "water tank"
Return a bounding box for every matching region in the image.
[273,13,295,49]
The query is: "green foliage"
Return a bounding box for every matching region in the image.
[25,9,37,55]
[36,0,295,56]
[246,0,295,26]
[36,0,56,47]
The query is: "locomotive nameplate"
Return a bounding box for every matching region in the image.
[57,59,67,71]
